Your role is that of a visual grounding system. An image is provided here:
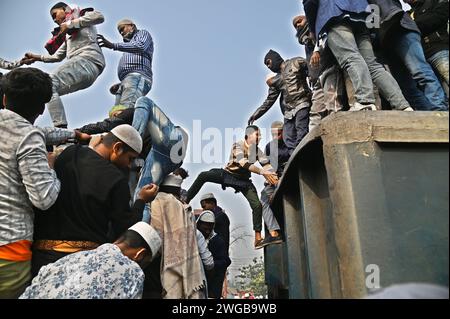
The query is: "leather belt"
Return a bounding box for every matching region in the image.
[33,240,100,254]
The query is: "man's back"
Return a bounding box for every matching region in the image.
[34,144,140,244]
[212,206,230,249]
[207,233,231,298]
[0,109,60,245]
[20,244,144,299]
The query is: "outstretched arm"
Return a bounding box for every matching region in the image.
[248,86,280,125]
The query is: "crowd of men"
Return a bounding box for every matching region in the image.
[0,0,448,299]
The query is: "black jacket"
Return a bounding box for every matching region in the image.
[34,145,144,243]
[77,108,152,159]
[265,139,290,177]
[212,206,230,249]
[207,233,232,299]
[408,0,449,58]
[368,0,421,45]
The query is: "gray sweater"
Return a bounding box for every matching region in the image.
[41,9,106,70]
[0,110,61,245]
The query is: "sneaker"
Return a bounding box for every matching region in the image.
[254,239,265,250]
[261,235,283,247]
[403,106,414,111]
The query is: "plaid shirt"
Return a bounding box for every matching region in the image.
[0,110,74,245]
[225,140,273,179]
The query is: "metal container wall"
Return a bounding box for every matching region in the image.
[266,112,449,299]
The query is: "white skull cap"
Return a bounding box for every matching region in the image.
[199,210,215,223]
[200,193,216,202]
[110,124,142,154]
[117,18,134,30]
[128,222,161,258]
[161,174,183,188]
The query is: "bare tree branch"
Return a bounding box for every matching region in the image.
[229,225,253,247]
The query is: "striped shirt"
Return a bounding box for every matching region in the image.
[113,29,154,82]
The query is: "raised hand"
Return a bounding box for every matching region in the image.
[97,34,113,49]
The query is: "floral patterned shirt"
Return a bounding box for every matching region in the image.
[20,244,144,299]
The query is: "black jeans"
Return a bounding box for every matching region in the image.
[186,169,263,232]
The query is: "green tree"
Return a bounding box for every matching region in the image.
[236,256,267,296]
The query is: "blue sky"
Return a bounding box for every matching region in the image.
[1,0,308,270]
[0,0,412,275]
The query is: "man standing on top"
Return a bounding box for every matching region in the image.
[404,0,449,95]
[25,2,106,128]
[303,0,413,112]
[186,125,279,250]
[367,0,448,111]
[248,49,312,155]
[97,19,154,108]
[32,125,159,277]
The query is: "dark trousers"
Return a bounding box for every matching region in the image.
[186,169,263,232]
[283,107,311,154]
[31,248,70,278]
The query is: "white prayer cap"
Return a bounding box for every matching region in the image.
[200,193,216,202]
[198,210,215,224]
[161,173,183,188]
[111,124,142,154]
[128,222,161,258]
[117,18,135,30]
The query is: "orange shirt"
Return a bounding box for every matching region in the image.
[0,240,32,262]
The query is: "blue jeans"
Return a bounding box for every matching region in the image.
[48,56,102,127]
[327,22,410,109]
[115,72,152,108]
[391,31,447,111]
[428,50,449,89]
[260,185,281,232]
[132,97,188,222]
[389,57,432,110]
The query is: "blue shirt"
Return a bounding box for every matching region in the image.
[113,29,154,82]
